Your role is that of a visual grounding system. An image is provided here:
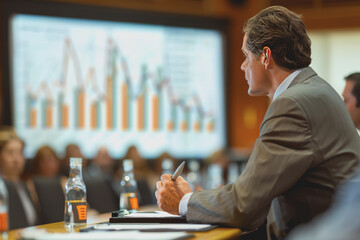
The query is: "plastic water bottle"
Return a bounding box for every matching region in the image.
[206,163,223,189]
[64,158,87,227]
[186,160,201,191]
[161,158,174,174]
[119,159,138,213]
[227,162,239,184]
[0,174,8,235]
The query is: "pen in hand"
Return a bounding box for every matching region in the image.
[171,161,186,181]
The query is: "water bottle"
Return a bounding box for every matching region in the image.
[0,174,8,234]
[64,158,87,227]
[119,159,138,213]
[186,160,201,191]
[161,158,174,174]
[206,163,223,189]
[227,162,239,184]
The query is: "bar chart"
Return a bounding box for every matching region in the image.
[11,14,226,158]
[24,38,216,133]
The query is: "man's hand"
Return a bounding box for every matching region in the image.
[155,174,192,215]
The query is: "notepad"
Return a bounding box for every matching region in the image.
[110,210,187,223]
[93,223,215,232]
[123,211,182,218]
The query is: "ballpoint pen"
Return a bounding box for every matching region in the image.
[171,161,186,181]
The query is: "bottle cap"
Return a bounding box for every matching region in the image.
[189,160,200,171]
[123,159,134,172]
[162,159,173,171]
[70,157,82,166]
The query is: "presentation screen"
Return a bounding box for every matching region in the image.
[10,13,227,159]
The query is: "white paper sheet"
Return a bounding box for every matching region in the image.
[21,229,192,240]
[94,223,213,231]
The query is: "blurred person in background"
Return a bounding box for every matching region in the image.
[60,144,86,177]
[29,145,61,178]
[0,127,26,182]
[85,146,115,181]
[343,72,360,129]
[0,126,39,228]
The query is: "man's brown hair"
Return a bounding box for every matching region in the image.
[243,6,311,70]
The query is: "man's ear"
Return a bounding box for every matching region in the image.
[262,47,271,68]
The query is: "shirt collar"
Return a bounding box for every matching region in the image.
[273,68,303,100]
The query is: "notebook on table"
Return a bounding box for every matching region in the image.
[110,210,187,223]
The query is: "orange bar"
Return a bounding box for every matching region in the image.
[121,83,128,130]
[207,121,214,132]
[181,121,187,132]
[106,76,113,129]
[167,121,174,131]
[90,102,97,129]
[152,95,159,131]
[30,108,37,128]
[137,95,143,130]
[194,121,200,132]
[62,104,69,128]
[46,105,53,128]
[78,90,85,129]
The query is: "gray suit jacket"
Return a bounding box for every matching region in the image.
[186,67,360,232]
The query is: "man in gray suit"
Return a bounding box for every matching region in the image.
[286,75,360,240]
[155,6,360,238]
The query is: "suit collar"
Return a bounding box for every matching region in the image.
[288,67,317,88]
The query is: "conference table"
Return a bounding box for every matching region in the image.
[2,207,242,240]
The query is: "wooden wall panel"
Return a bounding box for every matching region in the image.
[300,5,360,30]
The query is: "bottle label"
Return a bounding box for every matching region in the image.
[65,200,87,224]
[120,193,139,210]
[0,212,8,232]
[129,197,139,210]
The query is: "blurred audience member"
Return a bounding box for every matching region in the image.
[29,146,60,178]
[0,127,25,181]
[343,72,360,129]
[60,144,86,177]
[85,147,115,180]
[0,126,39,228]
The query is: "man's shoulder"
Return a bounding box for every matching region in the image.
[280,71,336,102]
[267,70,341,120]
